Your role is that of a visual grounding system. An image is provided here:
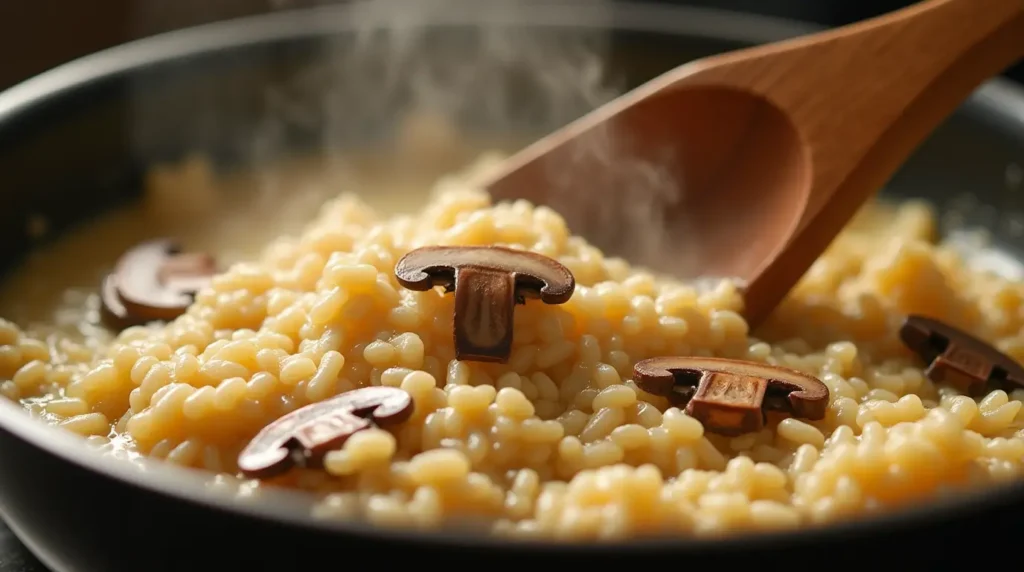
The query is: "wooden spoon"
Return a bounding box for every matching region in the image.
[484,0,1024,328]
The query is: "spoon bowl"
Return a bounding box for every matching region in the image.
[489,87,807,287]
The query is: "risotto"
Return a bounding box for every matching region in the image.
[1,152,1023,540]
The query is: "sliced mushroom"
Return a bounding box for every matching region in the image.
[99,239,217,330]
[237,387,414,479]
[900,314,1024,396]
[394,245,575,363]
[99,275,148,331]
[634,356,829,436]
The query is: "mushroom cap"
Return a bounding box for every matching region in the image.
[114,239,215,321]
[634,356,829,414]
[237,387,413,479]
[99,274,148,330]
[900,314,1024,384]
[394,245,575,303]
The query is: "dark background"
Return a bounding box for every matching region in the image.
[0,0,1022,92]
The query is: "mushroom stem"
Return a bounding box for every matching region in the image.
[453,267,516,363]
[688,371,769,436]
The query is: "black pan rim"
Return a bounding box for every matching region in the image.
[0,0,1023,555]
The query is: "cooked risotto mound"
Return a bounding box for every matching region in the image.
[3,157,1024,540]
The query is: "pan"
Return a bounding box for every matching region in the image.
[0,1,1022,570]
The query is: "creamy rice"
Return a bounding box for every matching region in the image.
[1,153,1023,540]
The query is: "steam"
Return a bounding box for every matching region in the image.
[541,107,687,275]
[131,0,686,274]
[251,0,620,155]
[307,0,686,274]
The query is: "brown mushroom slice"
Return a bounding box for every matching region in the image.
[634,356,829,436]
[900,314,1024,396]
[99,274,148,331]
[237,387,414,480]
[114,239,217,322]
[394,246,575,363]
